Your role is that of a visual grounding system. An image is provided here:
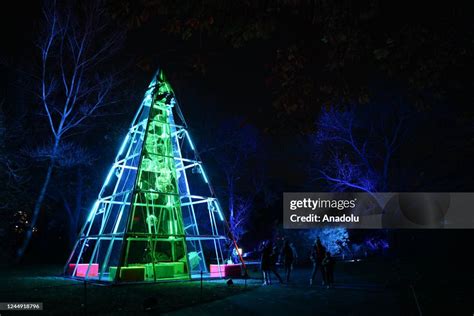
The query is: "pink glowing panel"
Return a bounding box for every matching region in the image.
[209,264,241,277]
[68,263,99,277]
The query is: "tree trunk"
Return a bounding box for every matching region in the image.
[16,140,58,262]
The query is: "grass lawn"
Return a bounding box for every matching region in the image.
[0,259,471,315]
[0,265,258,315]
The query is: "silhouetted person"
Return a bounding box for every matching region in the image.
[260,241,272,285]
[281,240,294,282]
[268,244,283,284]
[290,242,298,264]
[322,252,335,288]
[310,237,327,286]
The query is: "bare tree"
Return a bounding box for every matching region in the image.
[16,0,122,261]
[201,118,263,244]
[312,106,406,193]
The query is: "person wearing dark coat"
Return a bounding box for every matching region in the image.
[281,240,294,282]
[260,241,272,285]
[322,251,335,288]
[310,237,327,286]
[268,245,283,284]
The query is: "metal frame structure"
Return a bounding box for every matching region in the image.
[64,69,231,283]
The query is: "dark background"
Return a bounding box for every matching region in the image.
[0,1,473,274]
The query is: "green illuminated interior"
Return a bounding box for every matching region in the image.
[116,72,190,281]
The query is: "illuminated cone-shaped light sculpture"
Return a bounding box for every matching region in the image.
[65,69,236,282]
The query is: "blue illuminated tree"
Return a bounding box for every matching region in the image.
[16,0,122,260]
[282,227,350,258]
[312,105,405,193]
[306,228,349,255]
[202,117,263,245]
[305,105,406,255]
